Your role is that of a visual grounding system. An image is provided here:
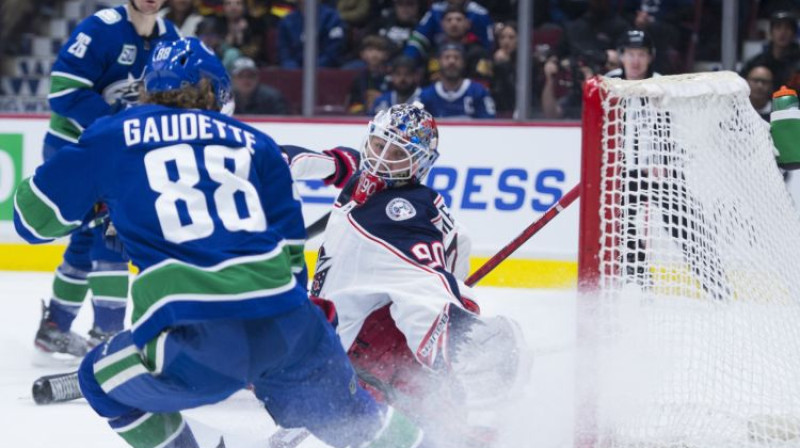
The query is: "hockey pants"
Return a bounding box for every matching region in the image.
[77,300,389,448]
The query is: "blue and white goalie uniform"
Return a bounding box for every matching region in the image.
[47,5,180,152]
[419,80,496,119]
[15,105,307,348]
[311,176,474,368]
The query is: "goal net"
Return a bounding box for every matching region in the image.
[576,72,800,448]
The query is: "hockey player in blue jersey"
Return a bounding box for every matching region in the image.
[14,38,427,448]
[299,103,527,447]
[36,0,182,361]
[418,43,496,119]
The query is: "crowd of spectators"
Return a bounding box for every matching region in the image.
[5,0,800,119]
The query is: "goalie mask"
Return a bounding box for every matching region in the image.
[361,103,439,187]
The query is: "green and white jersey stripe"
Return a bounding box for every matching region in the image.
[94,344,148,392]
[14,177,82,240]
[130,243,301,331]
[48,72,94,142]
[114,412,186,448]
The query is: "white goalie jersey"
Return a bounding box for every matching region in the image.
[310,176,475,367]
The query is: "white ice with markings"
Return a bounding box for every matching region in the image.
[1,272,577,448]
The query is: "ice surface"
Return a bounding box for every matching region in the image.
[1,272,577,448]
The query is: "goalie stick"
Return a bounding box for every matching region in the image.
[465,183,580,286]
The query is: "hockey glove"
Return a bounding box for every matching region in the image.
[322,147,360,188]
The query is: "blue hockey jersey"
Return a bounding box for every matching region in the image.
[15,105,307,348]
[47,5,181,147]
[418,80,496,119]
[404,1,493,60]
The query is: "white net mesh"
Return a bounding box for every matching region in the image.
[581,72,800,448]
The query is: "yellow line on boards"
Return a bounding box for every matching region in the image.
[0,244,578,290]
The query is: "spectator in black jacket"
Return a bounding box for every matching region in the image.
[231,57,288,115]
[368,0,422,55]
[347,35,392,114]
[742,11,800,90]
[492,21,518,114]
[558,0,630,66]
[744,64,775,122]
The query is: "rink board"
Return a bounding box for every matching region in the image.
[0,243,577,289]
[0,115,586,288]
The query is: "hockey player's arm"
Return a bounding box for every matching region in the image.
[281,145,360,188]
[258,141,308,284]
[403,11,434,61]
[48,19,114,128]
[14,143,100,244]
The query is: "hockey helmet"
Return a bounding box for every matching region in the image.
[362,103,439,186]
[617,29,655,56]
[143,38,234,115]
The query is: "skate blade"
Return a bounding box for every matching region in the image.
[31,348,83,367]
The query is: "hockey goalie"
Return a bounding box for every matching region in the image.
[289,104,531,447]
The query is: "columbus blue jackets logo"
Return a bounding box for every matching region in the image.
[386,198,416,221]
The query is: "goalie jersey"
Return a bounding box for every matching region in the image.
[308,174,474,366]
[47,5,180,149]
[14,105,307,348]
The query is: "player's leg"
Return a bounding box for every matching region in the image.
[77,324,249,448]
[35,228,93,358]
[657,170,729,299]
[87,226,129,346]
[622,169,651,285]
[251,300,425,448]
[35,135,92,358]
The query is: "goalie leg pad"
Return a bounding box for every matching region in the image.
[347,304,431,403]
[443,306,531,408]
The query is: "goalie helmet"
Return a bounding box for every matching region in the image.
[361,103,439,186]
[143,38,235,115]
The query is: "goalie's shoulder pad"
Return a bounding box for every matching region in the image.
[352,185,439,231]
[349,185,441,243]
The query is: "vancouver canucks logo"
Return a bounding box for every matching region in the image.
[102,72,142,105]
[386,198,416,221]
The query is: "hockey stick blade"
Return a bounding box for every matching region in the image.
[32,371,83,405]
[305,212,330,240]
[267,427,312,448]
[466,183,580,286]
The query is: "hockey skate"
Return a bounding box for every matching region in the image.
[87,326,115,348]
[33,300,89,365]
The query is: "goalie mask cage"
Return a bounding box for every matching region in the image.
[576,72,800,448]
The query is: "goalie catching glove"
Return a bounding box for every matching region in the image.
[322,147,360,188]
